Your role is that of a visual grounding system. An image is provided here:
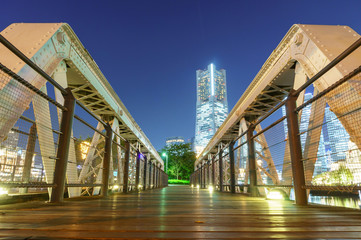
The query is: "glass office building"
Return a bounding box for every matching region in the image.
[194,64,228,155]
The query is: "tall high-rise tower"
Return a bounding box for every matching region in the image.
[194,63,228,155]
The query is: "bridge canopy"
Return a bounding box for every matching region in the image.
[0,23,163,166]
[195,24,361,167]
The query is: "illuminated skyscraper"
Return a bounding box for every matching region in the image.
[194,63,228,155]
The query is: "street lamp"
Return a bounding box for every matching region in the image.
[162,152,168,174]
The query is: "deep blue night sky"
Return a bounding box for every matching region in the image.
[1,0,361,151]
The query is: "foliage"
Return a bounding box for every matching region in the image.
[159,143,196,180]
[312,165,354,185]
[168,179,190,185]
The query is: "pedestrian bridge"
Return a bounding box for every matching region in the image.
[0,23,167,203]
[0,23,361,238]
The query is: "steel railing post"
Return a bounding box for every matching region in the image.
[143,156,148,190]
[135,151,140,191]
[286,90,307,205]
[157,164,161,188]
[200,163,204,188]
[50,88,76,203]
[153,162,156,188]
[101,123,113,197]
[159,169,162,187]
[155,164,158,188]
[207,160,210,188]
[247,125,258,197]
[197,165,201,187]
[203,162,207,188]
[212,155,215,186]
[123,141,130,193]
[229,141,236,193]
[219,150,223,192]
[148,159,152,189]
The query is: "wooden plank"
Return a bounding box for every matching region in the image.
[0,186,360,239]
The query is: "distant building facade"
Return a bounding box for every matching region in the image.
[166,136,185,146]
[282,93,328,176]
[324,107,350,162]
[194,63,228,155]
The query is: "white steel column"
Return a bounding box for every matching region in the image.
[53,61,80,197]
[32,85,55,197]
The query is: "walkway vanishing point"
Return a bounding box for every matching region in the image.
[1,186,361,239]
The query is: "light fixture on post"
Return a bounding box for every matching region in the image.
[162,152,168,174]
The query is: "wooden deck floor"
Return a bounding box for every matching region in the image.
[0,185,361,239]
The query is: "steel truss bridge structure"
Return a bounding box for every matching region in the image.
[0,23,167,202]
[191,24,361,205]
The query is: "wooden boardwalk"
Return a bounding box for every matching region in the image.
[0,185,361,239]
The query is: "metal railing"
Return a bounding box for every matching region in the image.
[0,34,167,202]
[191,37,361,206]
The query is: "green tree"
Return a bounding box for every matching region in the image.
[160,143,196,180]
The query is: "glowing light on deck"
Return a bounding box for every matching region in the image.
[266,190,284,200]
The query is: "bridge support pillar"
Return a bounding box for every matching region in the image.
[286,90,307,206]
[123,141,130,193]
[229,141,236,193]
[218,150,223,192]
[247,125,258,197]
[101,124,113,197]
[21,123,37,194]
[50,88,76,203]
